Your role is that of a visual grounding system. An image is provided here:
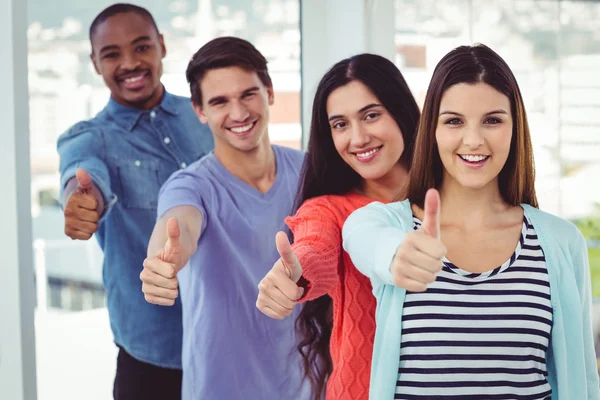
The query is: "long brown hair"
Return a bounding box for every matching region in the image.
[407,43,538,208]
[295,54,420,400]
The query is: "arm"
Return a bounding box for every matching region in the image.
[147,205,203,261]
[572,230,600,397]
[57,127,115,239]
[288,199,343,301]
[256,198,341,320]
[342,202,408,289]
[141,170,207,306]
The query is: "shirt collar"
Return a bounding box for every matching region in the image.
[106,87,179,131]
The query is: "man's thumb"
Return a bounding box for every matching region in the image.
[166,217,181,243]
[422,188,441,239]
[275,231,301,280]
[75,168,92,190]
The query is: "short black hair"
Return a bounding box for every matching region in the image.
[185,37,272,106]
[89,3,159,44]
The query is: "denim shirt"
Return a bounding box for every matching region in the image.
[57,90,214,369]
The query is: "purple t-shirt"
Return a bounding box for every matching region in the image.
[157,145,310,400]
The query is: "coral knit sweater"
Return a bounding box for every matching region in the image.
[286,193,384,400]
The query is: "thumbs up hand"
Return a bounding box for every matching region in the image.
[256,231,304,320]
[391,189,446,292]
[141,218,188,306]
[63,168,100,240]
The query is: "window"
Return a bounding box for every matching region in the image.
[27,1,300,398]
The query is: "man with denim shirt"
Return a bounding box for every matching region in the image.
[57,4,213,400]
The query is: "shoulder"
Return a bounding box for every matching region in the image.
[165,155,215,186]
[58,119,102,141]
[296,195,343,217]
[523,205,584,246]
[357,199,412,220]
[56,118,107,154]
[274,145,306,168]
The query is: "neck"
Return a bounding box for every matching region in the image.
[213,135,276,192]
[115,84,165,110]
[437,175,509,226]
[358,163,409,202]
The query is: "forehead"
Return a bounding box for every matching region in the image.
[199,66,266,99]
[326,80,379,116]
[91,12,158,50]
[440,82,511,114]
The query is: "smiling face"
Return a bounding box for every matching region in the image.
[436,82,513,191]
[90,12,166,110]
[193,66,274,155]
[327,80,406,182]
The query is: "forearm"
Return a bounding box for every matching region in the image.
[147,212,201,259]
[294,241,340,301]
[342,203,406,287]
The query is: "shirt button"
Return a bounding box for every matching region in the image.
[134,160,141,167]
[150,110,156,118]
[164,137,171,144]
[180,162,187,169]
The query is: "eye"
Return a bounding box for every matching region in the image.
[444,117,462,125]
[332,121,347,130]
[136,44,150,52]
[364,112,380,121]
[243,92,256,99]
[102,52,118,59]
[484,117,502,124]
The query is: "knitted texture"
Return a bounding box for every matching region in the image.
[286,193,381,400]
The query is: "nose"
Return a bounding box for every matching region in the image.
[229,100,250,122]
[350,123,370,148]
[462,125,484,149]
[121,51,141,71]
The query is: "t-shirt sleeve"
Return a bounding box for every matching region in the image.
[287,197,342,301]
[157,168,209,233]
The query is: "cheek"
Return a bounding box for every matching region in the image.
[331,134,348,159]
[435,130,454,159]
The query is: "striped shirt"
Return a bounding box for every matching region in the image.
[395,215,552,400]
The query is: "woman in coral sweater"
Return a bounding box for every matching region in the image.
[256,53,420,400]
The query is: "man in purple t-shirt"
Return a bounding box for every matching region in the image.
[139,37,309,399]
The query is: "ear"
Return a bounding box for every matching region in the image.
[90,52,101,75]
[192,103,208,124]
[267,85,275,106]
[159,33,167,58]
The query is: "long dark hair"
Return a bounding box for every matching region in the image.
[295,53,420,400]
[407,43,538,208]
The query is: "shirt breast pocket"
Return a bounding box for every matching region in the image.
[112,158,162,210]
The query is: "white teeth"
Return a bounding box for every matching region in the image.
[460,154,488,162]
[356,148,380,158]
[124,75,143,83]
[230,123,253,133]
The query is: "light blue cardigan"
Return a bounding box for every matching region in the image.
[342,200,600,400]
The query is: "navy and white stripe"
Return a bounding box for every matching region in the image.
[395,215,552,400]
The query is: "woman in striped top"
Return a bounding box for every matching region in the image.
[343,43,600,399]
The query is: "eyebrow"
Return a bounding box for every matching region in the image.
[328,103,382,122]
[99,35,151,54]
[439,109,508,117]
[207,86,260,106]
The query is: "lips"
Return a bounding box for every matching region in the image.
[118,71,149,90]
[457,154,490,168]
[353,145,383,163]
[227,121,257,137]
